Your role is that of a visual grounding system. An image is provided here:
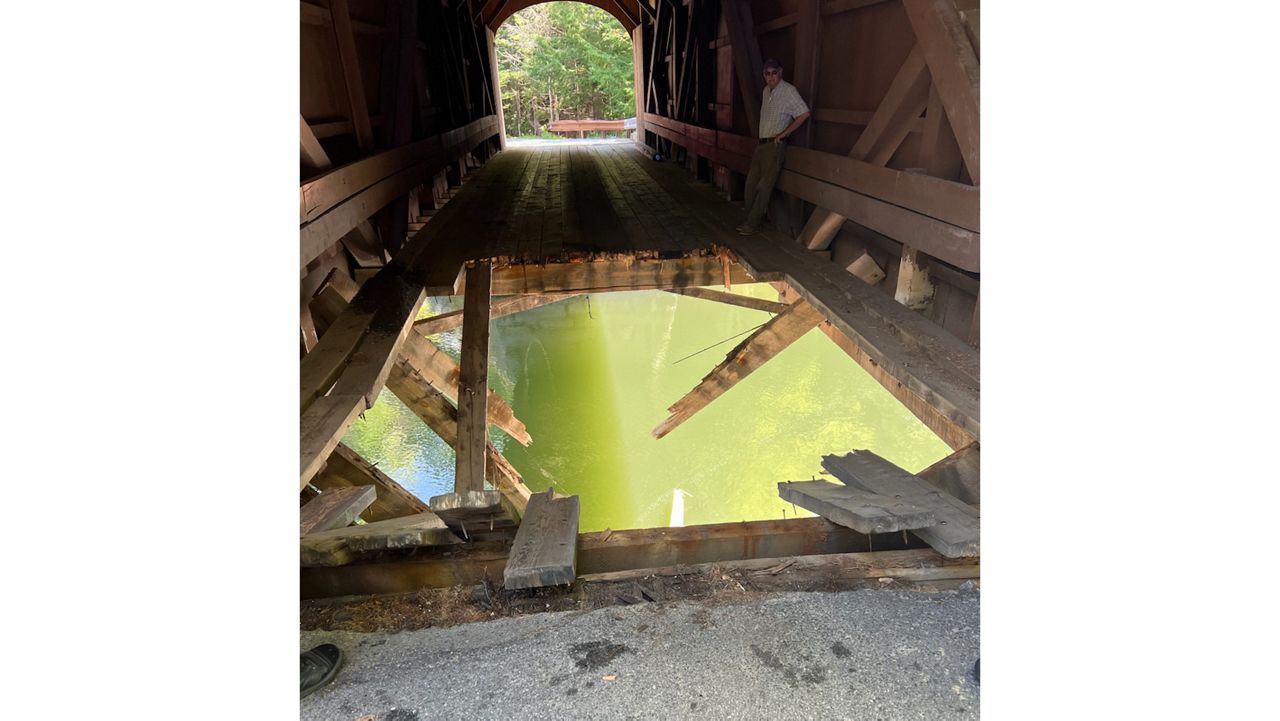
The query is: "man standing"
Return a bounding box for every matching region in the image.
[738,58,811,236]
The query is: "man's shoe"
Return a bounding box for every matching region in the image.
[737,224,756,236]
[301,644,343,699]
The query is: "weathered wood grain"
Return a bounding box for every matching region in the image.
[504,491,581,589]
[310,443,431,522]
[823,450,979,557]
[665,287,790,314]
[654,299,825,438]
[300,485,378,536]
[917,442,979,506]
[300,512,462,567]
[778,480,936,534]
[454,262,493,493]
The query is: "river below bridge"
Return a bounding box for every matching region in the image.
[341,283,951,532]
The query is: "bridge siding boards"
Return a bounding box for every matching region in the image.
[300,485,378,536]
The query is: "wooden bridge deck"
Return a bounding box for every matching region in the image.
[299,141,979,489]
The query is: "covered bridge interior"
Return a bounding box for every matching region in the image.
[299,0,980,599]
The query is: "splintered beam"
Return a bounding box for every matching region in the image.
[665,287,791,314]
[454,262,492,493]
[652,299,825,439]
[412,292,584,336]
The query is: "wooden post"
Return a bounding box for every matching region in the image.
[329,0,376,152]
[454,262,493,493]
[486,27,507,150]
[632,25,646,143]
[894,245,935,311]
[722,0,764,138]
[902,0,980,184]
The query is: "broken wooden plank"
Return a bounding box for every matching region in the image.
[653,299,825,438]
[504,491,581,590]
[300,485,378,536]
[311,443,431,522]
[300,511,462,567]
[917,442,979,507]
[665,287,790,314]
[823,450,979,557]
[894,244,936,311]
[455,262,493,493]
[483,257,765,294]
[412,292,584,336]
[778,480,936,534]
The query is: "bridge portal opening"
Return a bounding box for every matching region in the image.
[494,3,636,139]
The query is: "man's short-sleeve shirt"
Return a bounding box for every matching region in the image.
[759,79,810,138]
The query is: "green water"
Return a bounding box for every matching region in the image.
[341,284,951,532]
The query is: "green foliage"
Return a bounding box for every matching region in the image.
[495,3,634,137]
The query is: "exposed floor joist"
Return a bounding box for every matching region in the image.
[653,299,825,439]
[413,292,584,335]
[665,287,790,314]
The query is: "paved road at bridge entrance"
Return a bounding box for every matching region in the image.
[301,589,980,720]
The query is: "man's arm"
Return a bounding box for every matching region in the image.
[775,111,811,143]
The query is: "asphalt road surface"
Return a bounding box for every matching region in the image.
[301,589,980,720]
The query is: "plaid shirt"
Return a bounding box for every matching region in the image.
[759,80,810,138]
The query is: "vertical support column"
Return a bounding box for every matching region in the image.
[632,24,646,143]
[454,262,493,493]
[894,245,936,311]
[329,0,375,152]
[486,27,507,150]
[967,291,980,349]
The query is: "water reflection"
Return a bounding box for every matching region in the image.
[341,284,952,531]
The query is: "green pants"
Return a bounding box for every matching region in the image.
[743,141,786,228]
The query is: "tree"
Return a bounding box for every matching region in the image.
[495,3,634,138]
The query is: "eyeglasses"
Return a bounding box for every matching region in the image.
[763,70,780,76]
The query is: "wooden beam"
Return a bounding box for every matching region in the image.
[301,512,462,567]
[301,516,925,598]
[721,0,764,137]
[313,276,532,446]
[385,362,532,513]
[919,84,964,180]
[485,28,507,150]
[778,170,979,271]
[824,450,979,557]
[300,485,378,536]
[817,321,973,450]
[902,0,980,184]
[778,480,937,534]
[665,287,790,314]
[894,244,936,311]
[300,115,331,175]
[479,257,764,295]
[412,293,584,336]
[329,0,376,152]
[311,443,432,522]
[653,299,825,438]
[454,262,493,493]
[792,0,822,147]
[299,117,499,267]
[917,442,979,507]
[797,46,931,251]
